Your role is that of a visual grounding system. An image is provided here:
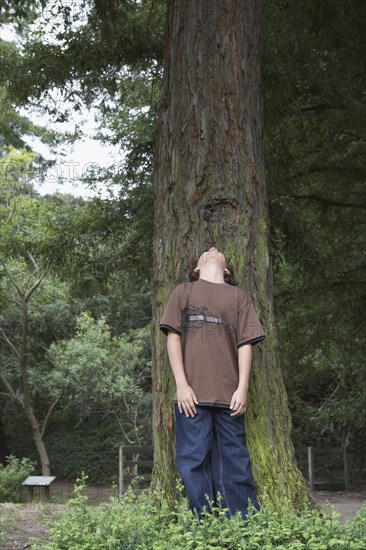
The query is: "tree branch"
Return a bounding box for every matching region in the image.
[0,373,23,406]
[289,165,361,181]
[112,409,134,444]
[27,251,41,276]
[133,403,140,446]
[338,131,366,143]
[318,381,341,412]
[25,270,47,302]
[275,279,366,299]
[0,328,21,358]
[307,138,356,154]
[1,262,24,298]
[291,194,366,210]
[300,103,347,112]
[41,388,64,439]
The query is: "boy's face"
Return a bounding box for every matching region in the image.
[195,247,230,274]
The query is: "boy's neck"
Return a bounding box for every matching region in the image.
[198,268,226,284]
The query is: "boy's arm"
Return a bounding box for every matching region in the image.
[230,344,253,416]
[167,332,198,417]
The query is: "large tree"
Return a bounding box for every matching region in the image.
[152,0,312,511]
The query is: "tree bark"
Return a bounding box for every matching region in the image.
[152,0,313,511]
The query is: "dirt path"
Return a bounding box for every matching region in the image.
[0,502,67,549]
[1,486,365,549]
[313,489,366,523]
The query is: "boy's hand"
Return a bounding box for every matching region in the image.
[176,384,199,417]
[230,387,248,416]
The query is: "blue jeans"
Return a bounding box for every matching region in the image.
[174,403,260,519]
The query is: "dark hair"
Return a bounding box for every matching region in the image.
[187,256,238,286]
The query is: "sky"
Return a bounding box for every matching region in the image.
[1,16,121,199]
[20,109,122,199]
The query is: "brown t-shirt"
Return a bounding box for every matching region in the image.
[159,278,266,406]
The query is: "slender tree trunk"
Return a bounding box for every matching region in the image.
[2,261,51,476]
[152,0,313,511]
[20,298,51,476]
[0,412,11,464]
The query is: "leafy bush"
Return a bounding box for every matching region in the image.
[0,455,35,503]
[6,414,127,483]
[32,472,366,549]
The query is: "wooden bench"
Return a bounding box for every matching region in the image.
[118,446,154,497]
[22,475,56,501]
[295,446,350,491]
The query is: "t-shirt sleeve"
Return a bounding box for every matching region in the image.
[237,292,266,348]
[159,286,182,337]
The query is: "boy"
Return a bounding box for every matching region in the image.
[159,247,266,519]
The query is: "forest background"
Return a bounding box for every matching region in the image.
[0,0,365,486]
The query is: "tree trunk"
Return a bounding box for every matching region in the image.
[152,0,313,511]
[20,298,50,476]
[0,412,11,464]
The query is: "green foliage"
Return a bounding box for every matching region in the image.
[0,144,153,476]
[262,0,366,462]
[5,414,125,483]
[31,475,366,549]
[44,418,123,483]
[0,455,35,503]
[2,0,165,113]
[0,146,67,262]
[47,312,152,444]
